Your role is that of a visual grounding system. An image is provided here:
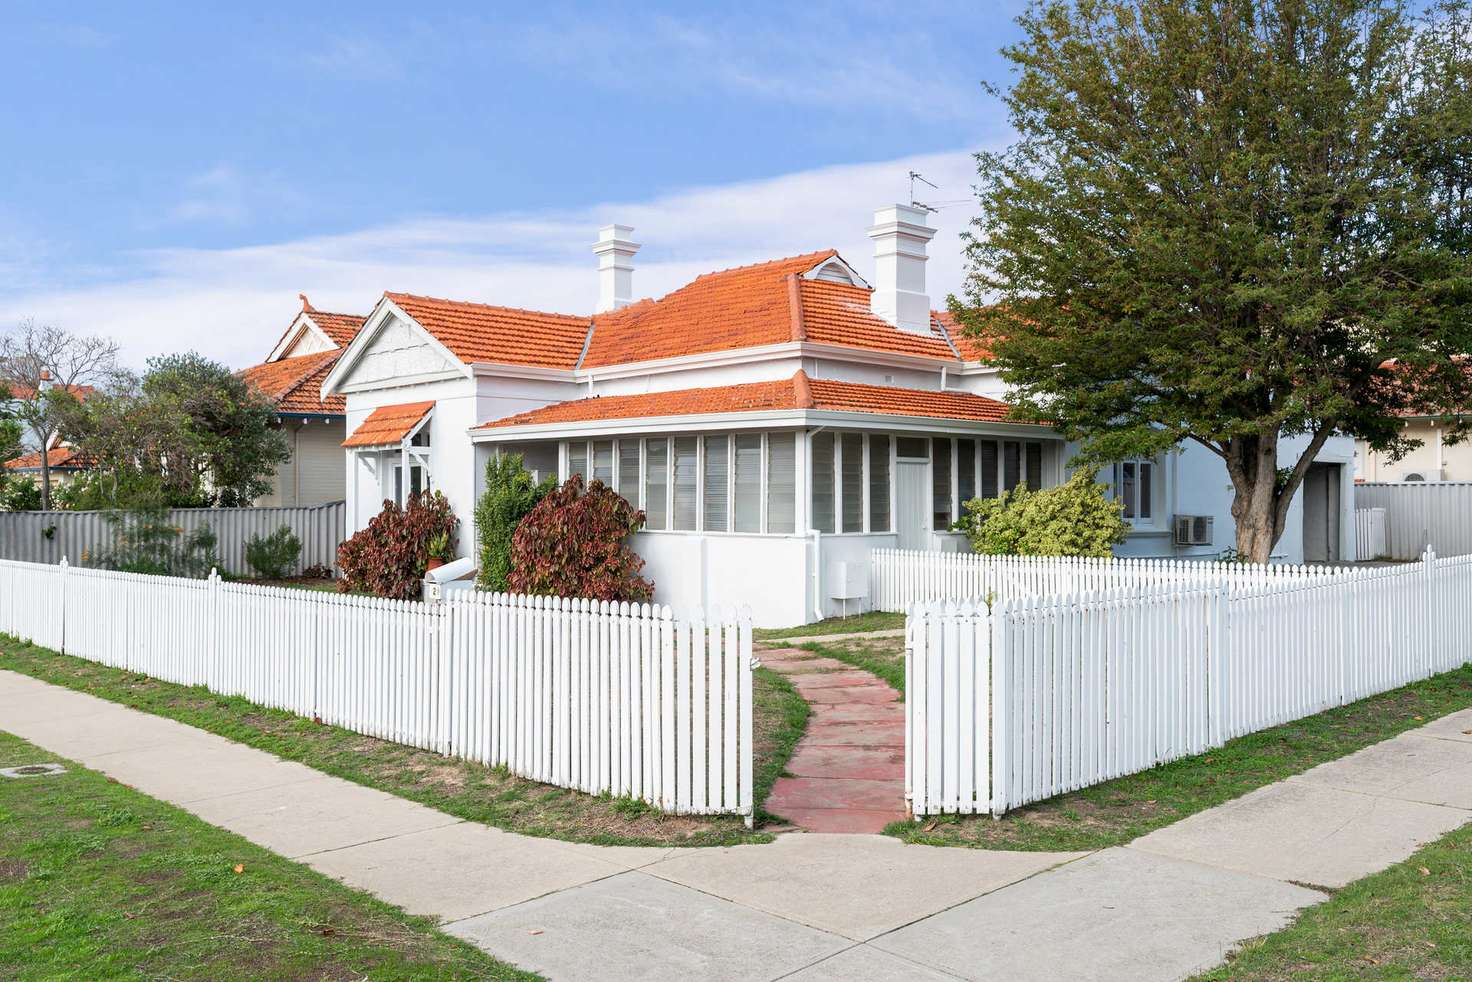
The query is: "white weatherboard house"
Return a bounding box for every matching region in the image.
[320,204,1359,627]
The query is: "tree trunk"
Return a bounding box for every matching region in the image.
[39,446,51,511]
[1224,427,1335,563]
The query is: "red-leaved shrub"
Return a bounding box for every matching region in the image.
[507,476,653,602]
[337,491,458,599]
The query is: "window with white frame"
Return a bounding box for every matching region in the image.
[1113,459,1154,522]
[563,433,800,535]
[810,431,897,535]
[388,425,432,506]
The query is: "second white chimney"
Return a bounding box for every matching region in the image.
[593,224,640,313]
[868,204,936,335]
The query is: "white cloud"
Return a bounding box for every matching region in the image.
[507,13,980,119]
[0,149,986,370]
[164,165,305,227]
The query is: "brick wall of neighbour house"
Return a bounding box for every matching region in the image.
[260,419,347,507]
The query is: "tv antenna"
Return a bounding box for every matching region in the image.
[908,170,940,212]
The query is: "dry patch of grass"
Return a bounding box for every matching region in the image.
[0,636,807,848]
[0,731,536,981]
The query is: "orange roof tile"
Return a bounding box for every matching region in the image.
[4,382,95,402]
[386,293,590,369]
[4,446,90,471]
[343,400,435,448]
[241,349,346,415]
[309,311,365,346]
[476,371,1021,430]
[936,309,996,362]
[798,279,959,360]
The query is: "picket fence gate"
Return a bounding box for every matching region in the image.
[0,558,754,821]
[905,551,1472,817]
[872,547,1335,614]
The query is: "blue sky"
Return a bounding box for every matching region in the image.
[1,2,1027,366]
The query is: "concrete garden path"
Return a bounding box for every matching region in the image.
[759,646,907,832]
[4,667,1472,982]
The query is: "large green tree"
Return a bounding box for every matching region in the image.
[59,352,289,508]
[958,0,1472,560]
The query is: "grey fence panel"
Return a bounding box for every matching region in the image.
[1354,483,1472,560]
[0,502,346,575]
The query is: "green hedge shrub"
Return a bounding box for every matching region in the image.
[474,453,554,591]
[956,467,1129,557]
[245,525,302,580]
[508,475,653,602]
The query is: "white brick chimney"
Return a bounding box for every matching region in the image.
[592,224,640,313]
[868,204,936,335]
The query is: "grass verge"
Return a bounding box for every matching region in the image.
[1193,820,1472,980]
[752,610,905,641]
[0,635,804,848]
[752,665,810,824]
[0,730,536,981]
[887,664,1472,852]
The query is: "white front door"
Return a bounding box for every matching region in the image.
[896,459,930,550]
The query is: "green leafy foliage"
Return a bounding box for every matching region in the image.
[955,468,1129,557]
[508,475,653,602]
[57,352,288,509]
[474,453,554,591]
[244,525,303,580]
[336,492,458,599]
[956,0,1472,560]
[92,509,220,578]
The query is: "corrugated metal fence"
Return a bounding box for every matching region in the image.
[1354,482,1472,560]
[0,501,346,574]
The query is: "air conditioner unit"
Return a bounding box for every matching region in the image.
[1173,515,1213,547]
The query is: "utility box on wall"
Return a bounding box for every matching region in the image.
[827,561,868,601]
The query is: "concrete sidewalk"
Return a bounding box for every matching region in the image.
[3,667,1470,982]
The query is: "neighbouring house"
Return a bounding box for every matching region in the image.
[320,204,1359,626]
[1355,415,1472,484]
[240,296,365,506]
[2,372,98,492]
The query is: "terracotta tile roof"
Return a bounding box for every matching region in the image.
[934,309,994,362]
[3,382,95,402]
[476,370,1021,430]
[309,311,365,346]
[343,400,435,448]
[798,279,960,360]
[386,293,590,369]
[241,349,346,415]
[4,446,90,471]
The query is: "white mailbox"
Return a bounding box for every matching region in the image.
[422,556,477,602]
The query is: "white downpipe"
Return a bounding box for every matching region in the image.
[810,528,823,621]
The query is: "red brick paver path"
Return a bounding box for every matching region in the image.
[761,647,907,833]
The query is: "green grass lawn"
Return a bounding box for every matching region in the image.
[888,664,1472,852]
[0,731,536,981]
[1193,821,1472,980]
[0,635,808,849]
[752,610,905,641]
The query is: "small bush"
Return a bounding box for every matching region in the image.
[956,467,1129,557]
[508,475,653,602]
[337,491,458,599]
[94,509,220,577]
[244,525,302,580]
[475,453,554,591]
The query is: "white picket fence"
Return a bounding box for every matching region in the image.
[0,558,755,820]
[1355,507,1389,561]
[906,551,1472,817]
[872,547,1335,613]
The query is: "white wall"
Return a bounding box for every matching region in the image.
[634,532,811,627]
